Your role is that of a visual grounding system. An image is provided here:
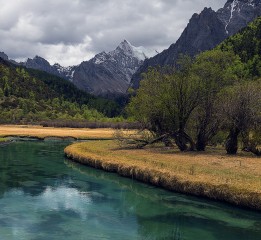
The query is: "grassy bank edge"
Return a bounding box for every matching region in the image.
[0,135,113,141]
[64,142,261,211]
[0,137,12,145]
[0,125,119,140]
[0,137,8,142]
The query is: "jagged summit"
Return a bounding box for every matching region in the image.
[24,56,76,81]
[218,0,261,35]
[53,63,76,80]
[123,40,157,60]
[0,52,9,61]
[117,40,133,54]
[1,40,154,96]
[27,56,50,66]
[25,56,57,76]
[72,40,155,96]
[130,0,261,89]
[93,40,157,65]
[116,39,156,60]
[2,0,260,97]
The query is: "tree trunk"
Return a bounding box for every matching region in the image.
[243,145,261,156]
[162,136,174,147]
[225,127,240,155]
[249,147,261,156]
[242,143,261,157]
[136,134,170,149]
[241,132,261,156]
[173,131,195,151]
[174,134,188,151]
[196,132,206,151]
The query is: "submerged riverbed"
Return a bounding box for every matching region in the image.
[0,141,260,240]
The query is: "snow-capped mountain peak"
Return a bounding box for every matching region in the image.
[53,63,74,74]
[217,0,261,36]
[92,40,157,65]
[94,51,108,64]
[72,40,159,95]
[117,40,157,60]
[117,40,133,54]
[52,63,76,81]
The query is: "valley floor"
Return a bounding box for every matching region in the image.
[65,140,261,211]
[1,124,260,210]
[0,125,116,140]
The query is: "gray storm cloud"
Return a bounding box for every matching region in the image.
[0,0,227,66]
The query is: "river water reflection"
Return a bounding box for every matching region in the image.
[0,141,260,240]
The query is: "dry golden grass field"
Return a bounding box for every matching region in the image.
[1,124,260,209]
[0,125,116,140]
[65,140,261,210]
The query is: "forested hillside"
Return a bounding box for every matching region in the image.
[127,17,261,156]
[219,16,261,77]
[0,58,121,123]
[131,0,261,89]
[27,68,121,117]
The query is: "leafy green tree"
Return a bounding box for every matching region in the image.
[128,56,203,151]
[0,88,4,98]
[219,80,261,154]
[219,17,261,78]
[190,49,243,151]
[128,67,173,135]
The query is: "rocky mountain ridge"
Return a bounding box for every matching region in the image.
[130,0,261,89]
[0,40,156,96]
[72,40,157,96]
[1,0,260,96]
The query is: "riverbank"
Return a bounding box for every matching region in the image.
[0,137,8,143]
[0,137,13,146]
[64,140,261,210]
[0,138,7,142]
[0,125,118,140]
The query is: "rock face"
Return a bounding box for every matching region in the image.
[53,63,76,81]
[16,40,155,96]
[0,52,8,61]
[2,0,260,96]
[72,40,156,96]
[217,0,261,35]
[23,56,76,81]
[25,56,58,76]
[131,0,261,89]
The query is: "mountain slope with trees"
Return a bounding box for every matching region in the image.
[0,58,121,123]
[127,17,261,156]
[219,16,261,77]
[27,68,121,117]
[131,0,261,89]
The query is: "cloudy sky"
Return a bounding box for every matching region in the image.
[0,0,227,66]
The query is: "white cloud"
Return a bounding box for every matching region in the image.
[0,0,227,66]
[37,36,94,66]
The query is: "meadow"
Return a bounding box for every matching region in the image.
[65,140,261,210]
[0,125,117,140]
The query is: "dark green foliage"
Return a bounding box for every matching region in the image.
[189,50,242,151]
[219,17,261,77]
[26,68,122,117]
[128,57,203,151]
[0,59,108,123]
[40,120,141,129]
[127,17,261,154]
[219,80,261,155]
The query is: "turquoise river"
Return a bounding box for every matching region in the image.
[0,141,261,240]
